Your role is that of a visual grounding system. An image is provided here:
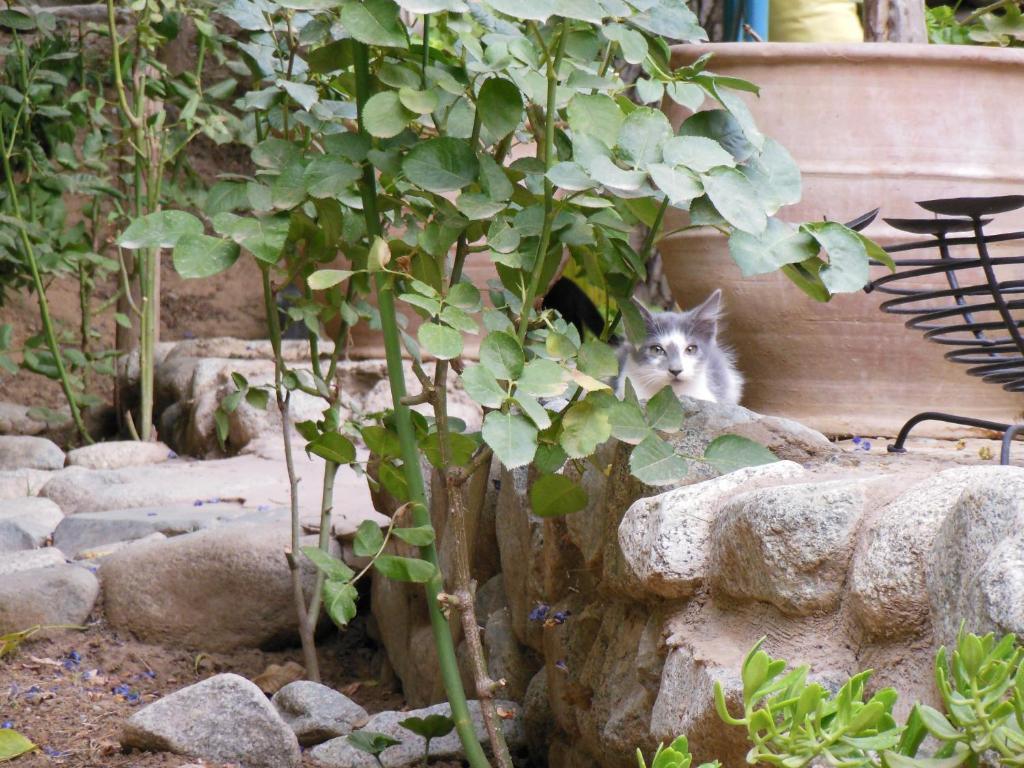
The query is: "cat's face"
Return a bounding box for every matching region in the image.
[628,290,722,392]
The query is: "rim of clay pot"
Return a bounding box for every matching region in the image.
[670,41,1024,68]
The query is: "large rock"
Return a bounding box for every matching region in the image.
[484,606,540,702]
[927,467,1024,645]
[0,496,64,550]
[308,700,524,768]
[617,461,806,599]
[0,468,54,499]
[0,551,98,634]
[101,524,328,651]
[848,467,1001,640]
[53,502,254,557]
[0,435,64,470]
[710,479,869,615]
[122,673,300,768]
[66,440,172,470]
[0,402,46,436]
[271,681,369,746]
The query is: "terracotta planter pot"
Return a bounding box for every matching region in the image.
[662,43,1024,437]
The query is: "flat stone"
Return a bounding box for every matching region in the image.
[66,441,172,470]
[0,561,98,635]
[53,503,253,557]
[0,402,46,436]
[0,436,65,471]
[709,479,869,615]
[618,461,806,599]
[848,466,1002,640]
[0,468,54,499]
[75,532,168,563]
[0,546,67,576]
[122,673,300,768]
[101,524,330,651]
[0,497,64,551]
[271,681,369,746]
[309,700,524,768]
[926,467,1024,645]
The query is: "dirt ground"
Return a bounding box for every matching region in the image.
[0,616,421,768]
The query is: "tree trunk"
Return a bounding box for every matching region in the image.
[864,0,927,40]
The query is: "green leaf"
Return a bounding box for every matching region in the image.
[369,236,392,271]
[590,156,647,192]
[114,313,132,329]
[348,731,401,756]
[663,136,736,173]
[456,193,507,221]
[530,473,588,518]
[245,388,270,411]
[418,323,463,360]
[0,10,35,30]
[882,748,970,768]
[560,400,612,459]
[213,213,290,264]
[484,0,553,21]
[741,139,801,215]
[515,393,552,430]
[547,162,596,192]
[308,269,355,290]
[728,219,818,277]
[323,580,359,627]
[629,0,706,41]
[0,728,36,761]
[403,137,479,193]
[701,167,767,235]
[607,399,651,445]
[340,0,408,48]
[679,110,756,163]
[439,305,477,334]
[398,86,439,115]
[301,545,355,581]
[916,705,961,742]
[603,23,648,64]
[353,519,385,557]
[447,282,482,310]
[391,525,436,546]
[363,91,412,138]
[666,82,704,110]
[478,77,522,139]
[307,432,357,464]
[646,386,685,432]
[421,431,477,468]
[277,79,319,111]
[802,221,869,294]
[567,94,623,149]
[399,714,455,740]
[617,108,673,169]
[461,365,507,408]
[517,359,569,397]
[578,339,619,380]
[630,434,688,486]
[482,411,537,469]
[304,157,361,199]
[374,555,436,583]
[118,210,203,250]
[479,331,524,380]
[648,164,703,208]
[703,435,778,474]
[172,235,240,279]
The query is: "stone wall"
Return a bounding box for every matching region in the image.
[370,398,1024,768]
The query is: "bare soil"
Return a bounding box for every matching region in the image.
[0,616,418,768]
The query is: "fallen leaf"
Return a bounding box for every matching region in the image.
[251,661,305,695]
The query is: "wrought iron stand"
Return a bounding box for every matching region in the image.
[865,195,1024,465]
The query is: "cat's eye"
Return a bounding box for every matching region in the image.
[685,344,698,354]
[650,344,665,355]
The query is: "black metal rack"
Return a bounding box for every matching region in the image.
[865,195,1024,465]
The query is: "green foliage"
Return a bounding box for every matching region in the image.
[348,730,401,767]
[400,713,456,766]
[659,630,1024,768]
[637,735,719,768]
[927,2,1024,46]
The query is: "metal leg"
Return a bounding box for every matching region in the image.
[1000,423,1024,465]
[888,411,1014,454]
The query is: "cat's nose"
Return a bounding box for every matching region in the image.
[669,368,683,377]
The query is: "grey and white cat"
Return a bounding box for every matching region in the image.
[615,290,743,405]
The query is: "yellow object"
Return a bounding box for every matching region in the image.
[769,0,864,41]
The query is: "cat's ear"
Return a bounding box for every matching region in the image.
[631,298,657,331]
[692,289,723,335]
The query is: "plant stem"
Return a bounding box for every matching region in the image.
[264,267,320,681]
[0,102,90,444]
[516,21,567,344]
[353,41,491,768]
[963,0,1019,23]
